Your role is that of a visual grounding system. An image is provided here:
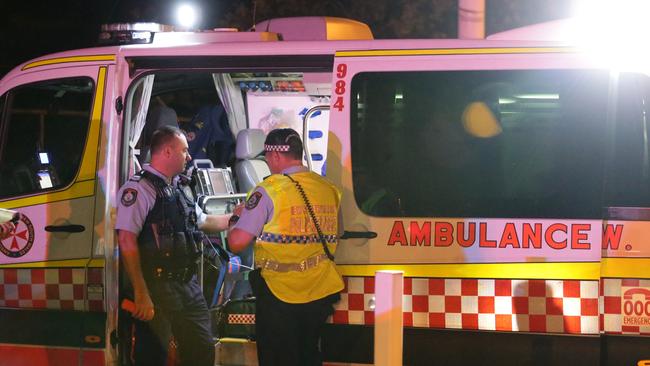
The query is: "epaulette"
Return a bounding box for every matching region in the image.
[139,169,174,199]
[140,170,166,188]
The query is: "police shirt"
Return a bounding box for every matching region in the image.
[115,164,206,235]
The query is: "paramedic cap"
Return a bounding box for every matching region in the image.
[264,128,303,159]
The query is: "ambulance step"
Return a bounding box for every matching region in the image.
[215,338,258,366]
[214,339,372,366]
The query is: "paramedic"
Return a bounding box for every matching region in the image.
[116,126,231,366]
[227,128,343,366]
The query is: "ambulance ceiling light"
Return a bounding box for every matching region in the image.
[39,152,50,164]
[514,94,559,100]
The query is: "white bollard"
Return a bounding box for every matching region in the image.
[458,0,485,39]
[374,270,403,366]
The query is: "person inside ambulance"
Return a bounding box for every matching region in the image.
[227,128,343,366]
[116,126,231,366]
[139,95,179,165]
[181,101,234,168]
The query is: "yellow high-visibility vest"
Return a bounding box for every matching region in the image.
[254,171,343,303]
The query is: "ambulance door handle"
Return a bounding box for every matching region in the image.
[45,224,86,233]
[340,230,377,239]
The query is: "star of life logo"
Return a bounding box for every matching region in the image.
[0,214,35,258]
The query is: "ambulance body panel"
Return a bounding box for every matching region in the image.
[327,44,650,365]
[0,17,648,366]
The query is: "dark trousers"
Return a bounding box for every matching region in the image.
[133,276,214,366]
[250,270,339,366]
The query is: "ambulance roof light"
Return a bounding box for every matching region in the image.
[98,16,372,46]
[254,16,373,41]
[176,3,199,29]
[98,23,174,45]
[98,23,280,46]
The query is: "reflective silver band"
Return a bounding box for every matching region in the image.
[256,253,330,272]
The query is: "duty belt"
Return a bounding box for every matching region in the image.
[256,253,330,273]
[152,265,196,282]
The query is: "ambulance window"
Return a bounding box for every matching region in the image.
[351,70,610,219]
[0,77,94,198]
[604,72,650,207]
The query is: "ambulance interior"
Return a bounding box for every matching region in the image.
[121,69,331,336]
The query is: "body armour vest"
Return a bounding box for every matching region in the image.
[136,170,201,278]
[255,171,344,304]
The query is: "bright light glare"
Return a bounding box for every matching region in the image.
[572,0,650,72]
[176,4,198,28]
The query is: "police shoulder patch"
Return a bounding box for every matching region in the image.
[245,191,263,210]
[121,188,138,207]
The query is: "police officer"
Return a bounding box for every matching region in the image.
[116,126,230,366]
[228,128,343,366]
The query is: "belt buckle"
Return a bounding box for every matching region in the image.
[299,260,306,272]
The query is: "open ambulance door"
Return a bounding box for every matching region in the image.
[0,59,113,365]
[325,46,650,366]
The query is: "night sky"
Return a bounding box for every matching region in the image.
[0,0,239,75]
[0,0,576,76]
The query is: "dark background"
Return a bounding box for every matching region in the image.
[0,0,576,76]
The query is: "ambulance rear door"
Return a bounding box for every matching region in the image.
[0,58,113,365]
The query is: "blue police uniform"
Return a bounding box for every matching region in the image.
[116,164,214,366]
[183,104,234,166]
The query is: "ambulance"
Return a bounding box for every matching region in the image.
[0,12,649,366]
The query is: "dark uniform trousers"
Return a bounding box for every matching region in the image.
[250,270,340,366]
[133,276,214,366]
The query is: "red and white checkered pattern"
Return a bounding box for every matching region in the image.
[601,278,650,336]
[228,313,256,325]
[0,268,104,311]
[331,277,600,335]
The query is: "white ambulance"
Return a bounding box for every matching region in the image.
[0,14,648,366]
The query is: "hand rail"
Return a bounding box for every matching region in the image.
[302,105,330,172]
